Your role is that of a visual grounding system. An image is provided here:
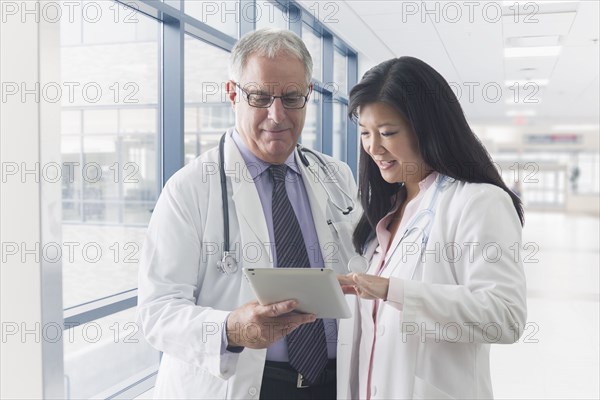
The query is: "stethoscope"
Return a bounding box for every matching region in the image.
[346,174,450,277]
[217,133,356,274]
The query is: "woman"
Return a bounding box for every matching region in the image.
[337,57,527,399]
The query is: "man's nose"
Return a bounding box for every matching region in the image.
[267,97,286,123]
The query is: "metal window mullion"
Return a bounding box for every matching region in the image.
[117,0,180,22]
[240,0,255,37]
[63,297,137,327]
[156,37,163,198]
[289,4,302,35]
[347,52,358,177]
[104,370,158,400]
[79,111,85,222]
[161,16,185,186]
[117,111,124,223]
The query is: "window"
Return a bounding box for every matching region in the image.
[184,35,235,163]
[302,91,321,150]
[302,24,322,82]
[574,152,600,194]
[333,102,348,161]
[334,49,348,95]
[185,0,239,38]
[525,170,566,206]
[59,1,160,397]
[495,151,571,208]
[255,1,289,29]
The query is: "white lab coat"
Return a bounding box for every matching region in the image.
[137,130,360,399]
[337,178,527,399]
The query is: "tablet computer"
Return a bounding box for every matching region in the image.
[242,268,352,319]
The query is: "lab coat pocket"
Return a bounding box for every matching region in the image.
[154,355,228,399]
[327,219,356,268]
[413,375,455,400]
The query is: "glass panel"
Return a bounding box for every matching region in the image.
[255,1,289,30]
[557,171,565,191]
[62,110,81,135]
[83,109,118,134]
[63,201,81,222]
[120,108,157,134]
[332,102,347,161]
[185,0,239,38]
[82,136,119,211]
[184,35,235,163]
[303,24,322,81]
[62,136,81,202]
[575,152,600,194]
[60,0,159,306]
[121,134,157,225]
[333,50,347,95]
[61,224,147,308]
[63,307,160,399]
[302,94,320,150]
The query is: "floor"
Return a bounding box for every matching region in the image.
[491,211,599,399]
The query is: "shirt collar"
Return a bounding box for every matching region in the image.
[385,171,439,216]
[419,171,438,192]
[231,128,300,180]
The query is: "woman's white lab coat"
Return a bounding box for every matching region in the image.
[337,178,527,399]
[137,130,359,399]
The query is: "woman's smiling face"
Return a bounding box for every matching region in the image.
[359,102,431,184]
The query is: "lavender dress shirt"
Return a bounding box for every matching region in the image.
[227,129,337,361]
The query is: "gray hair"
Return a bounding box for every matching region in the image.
[229,28,313,85]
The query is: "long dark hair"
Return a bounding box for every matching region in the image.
[349,57,524,253]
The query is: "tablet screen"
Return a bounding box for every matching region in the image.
[243,268,351,319]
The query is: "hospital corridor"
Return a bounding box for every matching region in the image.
[1,0,599,399]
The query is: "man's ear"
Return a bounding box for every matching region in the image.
[226,81,237,109]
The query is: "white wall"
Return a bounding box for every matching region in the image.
[0,6,44,397]
[0,1,64,397]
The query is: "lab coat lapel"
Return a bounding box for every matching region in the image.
[382,181,439,281]
[224,135,273,267]
[296,151,335,269]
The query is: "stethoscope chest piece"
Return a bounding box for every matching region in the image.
[218,252,238,275]
[347,255,369,274]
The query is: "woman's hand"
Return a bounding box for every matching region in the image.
[337,273,390,300]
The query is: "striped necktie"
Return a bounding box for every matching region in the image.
[270,164,328,385]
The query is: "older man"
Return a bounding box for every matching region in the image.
[138,28,359,399]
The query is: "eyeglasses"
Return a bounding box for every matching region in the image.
[234,82,310,109]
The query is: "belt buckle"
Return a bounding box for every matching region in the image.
[296,373,309,389]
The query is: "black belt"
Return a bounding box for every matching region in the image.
[263,360,336,389]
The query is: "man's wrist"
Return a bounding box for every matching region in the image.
[224,313,244,352]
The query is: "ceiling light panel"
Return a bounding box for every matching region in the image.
[505,35,562,47]
[506,109,537,117]
[504,79,549,86]
[502,12,577,37]
[505,46,561,57]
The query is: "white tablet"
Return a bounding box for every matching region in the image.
[242,268,352,319]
